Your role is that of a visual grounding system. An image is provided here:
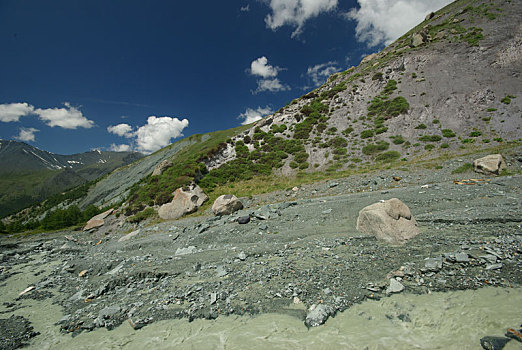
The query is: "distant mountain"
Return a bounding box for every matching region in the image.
[0,140,143,218]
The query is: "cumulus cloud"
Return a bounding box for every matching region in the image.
[135,116,189,154]
[238,106,274,125]
[107,123,133,137]
[255,78,290,93]
[35,102,94,129]
[306,61,339,86]
[240,4,250,12]
[264,0,338,38]
[14,127,39,142]
[346,0,453,47]
[250,56,280,78]
[109,143,131,152]
[248,56,290,93]
[0,102,34,122]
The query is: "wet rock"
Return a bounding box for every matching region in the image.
[83,208,114,231]
[473,154,506,175]
[237,216,250,224]
[305,304,334,327]
[356,198,419,245]
[212,195,243,216]
[386,279,405,294]
[158,184,208,220]
[480,336,511,350]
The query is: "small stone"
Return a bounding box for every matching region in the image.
[216,265,228,277]
[238,251,247,261]
[238,216,250,224]
[210,293,217,305]
[329,182,339,188]
[455,252,469,263]
[386,279,404,294]
[424,257,443,272]
[485,263,502,270]
[78,270,88,277]
[322,209,332,214]
[175,246,197,256]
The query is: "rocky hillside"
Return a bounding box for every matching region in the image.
[5,0,521,224]
[117,0,520,217]
[0,140,143,218]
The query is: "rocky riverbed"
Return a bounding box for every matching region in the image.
[1,151,521,349]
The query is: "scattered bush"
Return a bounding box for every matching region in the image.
[440,143,450,148]
[362,141,389,155]
[391,135,405,144]
[342,127,354,136]
[128,207,156,224]
[419,135,442,142]
[424,144,435,150]
[415,124,427,129]
[493,137,503,142]
[433,119,440,124]
[501,95,515,104]
[375,151,401,162]
[461,138,475,144]
[442,129,456,137]
[469,131,482,137]
[360,129,375,139]
[372,72,384,80]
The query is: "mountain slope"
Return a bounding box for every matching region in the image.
[0,140,143,218]
[119,0,520,216]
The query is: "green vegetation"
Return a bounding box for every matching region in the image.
[362,141,389,155]
[452,163,473,174]
[418,135,442,142]
[460,27,483,46]
[441,143,450,149]
[367,96,409,118]
[469,131,482,137]
[383,79,398,95]
[442,129,456,137]
[375,151,401,162]
[128,207,157,224]
[494,137,503,142]
[342,127,353,136]
[433,119,440,124]
[360,129,375,139]
[415,124,427,130]
[461,138,475,144]
[372,72,383,80]
[487,108,497,112]
[424,144,435,151]
[501,95,515,104]
[391,135,405,144]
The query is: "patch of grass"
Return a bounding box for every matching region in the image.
[461,138,475,144]
[375,151,401,162]
[415,123,427,130]
[451,163,473,174]
[487,108,497,112]
[433,119,440,124]
[493,137,503,142]
[424,144,435,151]
[362,141,389,155]
[391,135,405,145]
[372,72,383,80]
[360,129,375,139]
[128,207,157,224]
[501,95,515,104]
[441,143,450,149]
[418,135,442,142]
[469,131,482,137]
[442,129,456,137]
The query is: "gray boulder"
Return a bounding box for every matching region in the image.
[212,195,243,216]
[473,154,506,175]
[158,184,208,220]
[411,32,428,47]
[305,304,334,327]
[356,198,419,245]
[152,159,173,176]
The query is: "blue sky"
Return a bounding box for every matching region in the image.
[0,0,452,154]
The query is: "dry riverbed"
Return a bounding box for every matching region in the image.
[1,151,521,349]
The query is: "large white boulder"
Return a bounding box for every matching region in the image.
[473,154,506,175]
[83,208,114,231]
[158,184,208,220]
[356,198,419,245]
[212,195,243,216]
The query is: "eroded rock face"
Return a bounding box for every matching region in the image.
[158,184,208,220]
[211,195,243,216]
[473,154,506,175]
[151,159,173,176]
[356,198,419,245]
[83,209,114,231]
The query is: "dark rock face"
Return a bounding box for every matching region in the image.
[480,336,511,350]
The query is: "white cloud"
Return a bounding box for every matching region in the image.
[264,0,338,38]
[238,106,274,125]
[135,116,189,154]
[306,61,339,86]
[109,143,131,152]
[241,4,250,12]
[0,102,34,122]
[346,0,453,47]
[14,127,39,142]
[250,56,280,78]
[255,78,290,93]
[35,102,94,129]
[107,123,133,137]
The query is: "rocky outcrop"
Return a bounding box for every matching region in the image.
[158,184,208,220]
[83,209,114,231]
[152,159,173,176]
[211,195,243,216]
[356,198,419,245]
[473,154,506,175]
